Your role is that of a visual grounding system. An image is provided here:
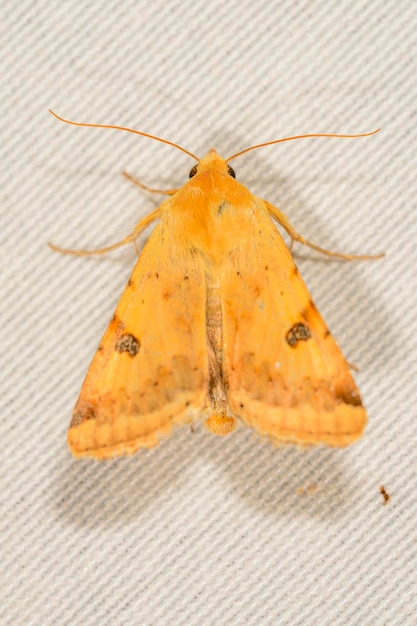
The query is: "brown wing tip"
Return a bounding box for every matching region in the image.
[232,396,367,447]
[67,392,202,459]
[67,427,162,460]
[67,401,168,459]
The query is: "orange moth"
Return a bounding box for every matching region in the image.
[49,110,382,459]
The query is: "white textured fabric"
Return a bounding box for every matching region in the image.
[2,1,416,624]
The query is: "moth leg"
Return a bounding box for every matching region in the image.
[122,171,178,196]
[347,360,359,372]
[48,207,161,256]
[264,199,384,261]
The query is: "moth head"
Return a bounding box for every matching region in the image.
[189,150,236,179]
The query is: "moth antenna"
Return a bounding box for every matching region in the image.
[226,128,381,162]
[49,110,199,161]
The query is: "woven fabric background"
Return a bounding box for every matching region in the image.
[2,1,416,624]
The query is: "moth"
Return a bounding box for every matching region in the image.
[49,111,381,459]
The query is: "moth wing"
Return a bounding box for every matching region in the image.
[68,220,208,459]
[222,200,366,446]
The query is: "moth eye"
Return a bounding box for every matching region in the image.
[189,164,198,178]
[227,165,236,178]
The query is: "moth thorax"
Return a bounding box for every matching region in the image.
[205,412,237,436]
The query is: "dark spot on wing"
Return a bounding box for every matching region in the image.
[70,404,96,428]
[115,333,141,357]
[286,322,311,347]
[335,387,363,407]
[301,300,318,322]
